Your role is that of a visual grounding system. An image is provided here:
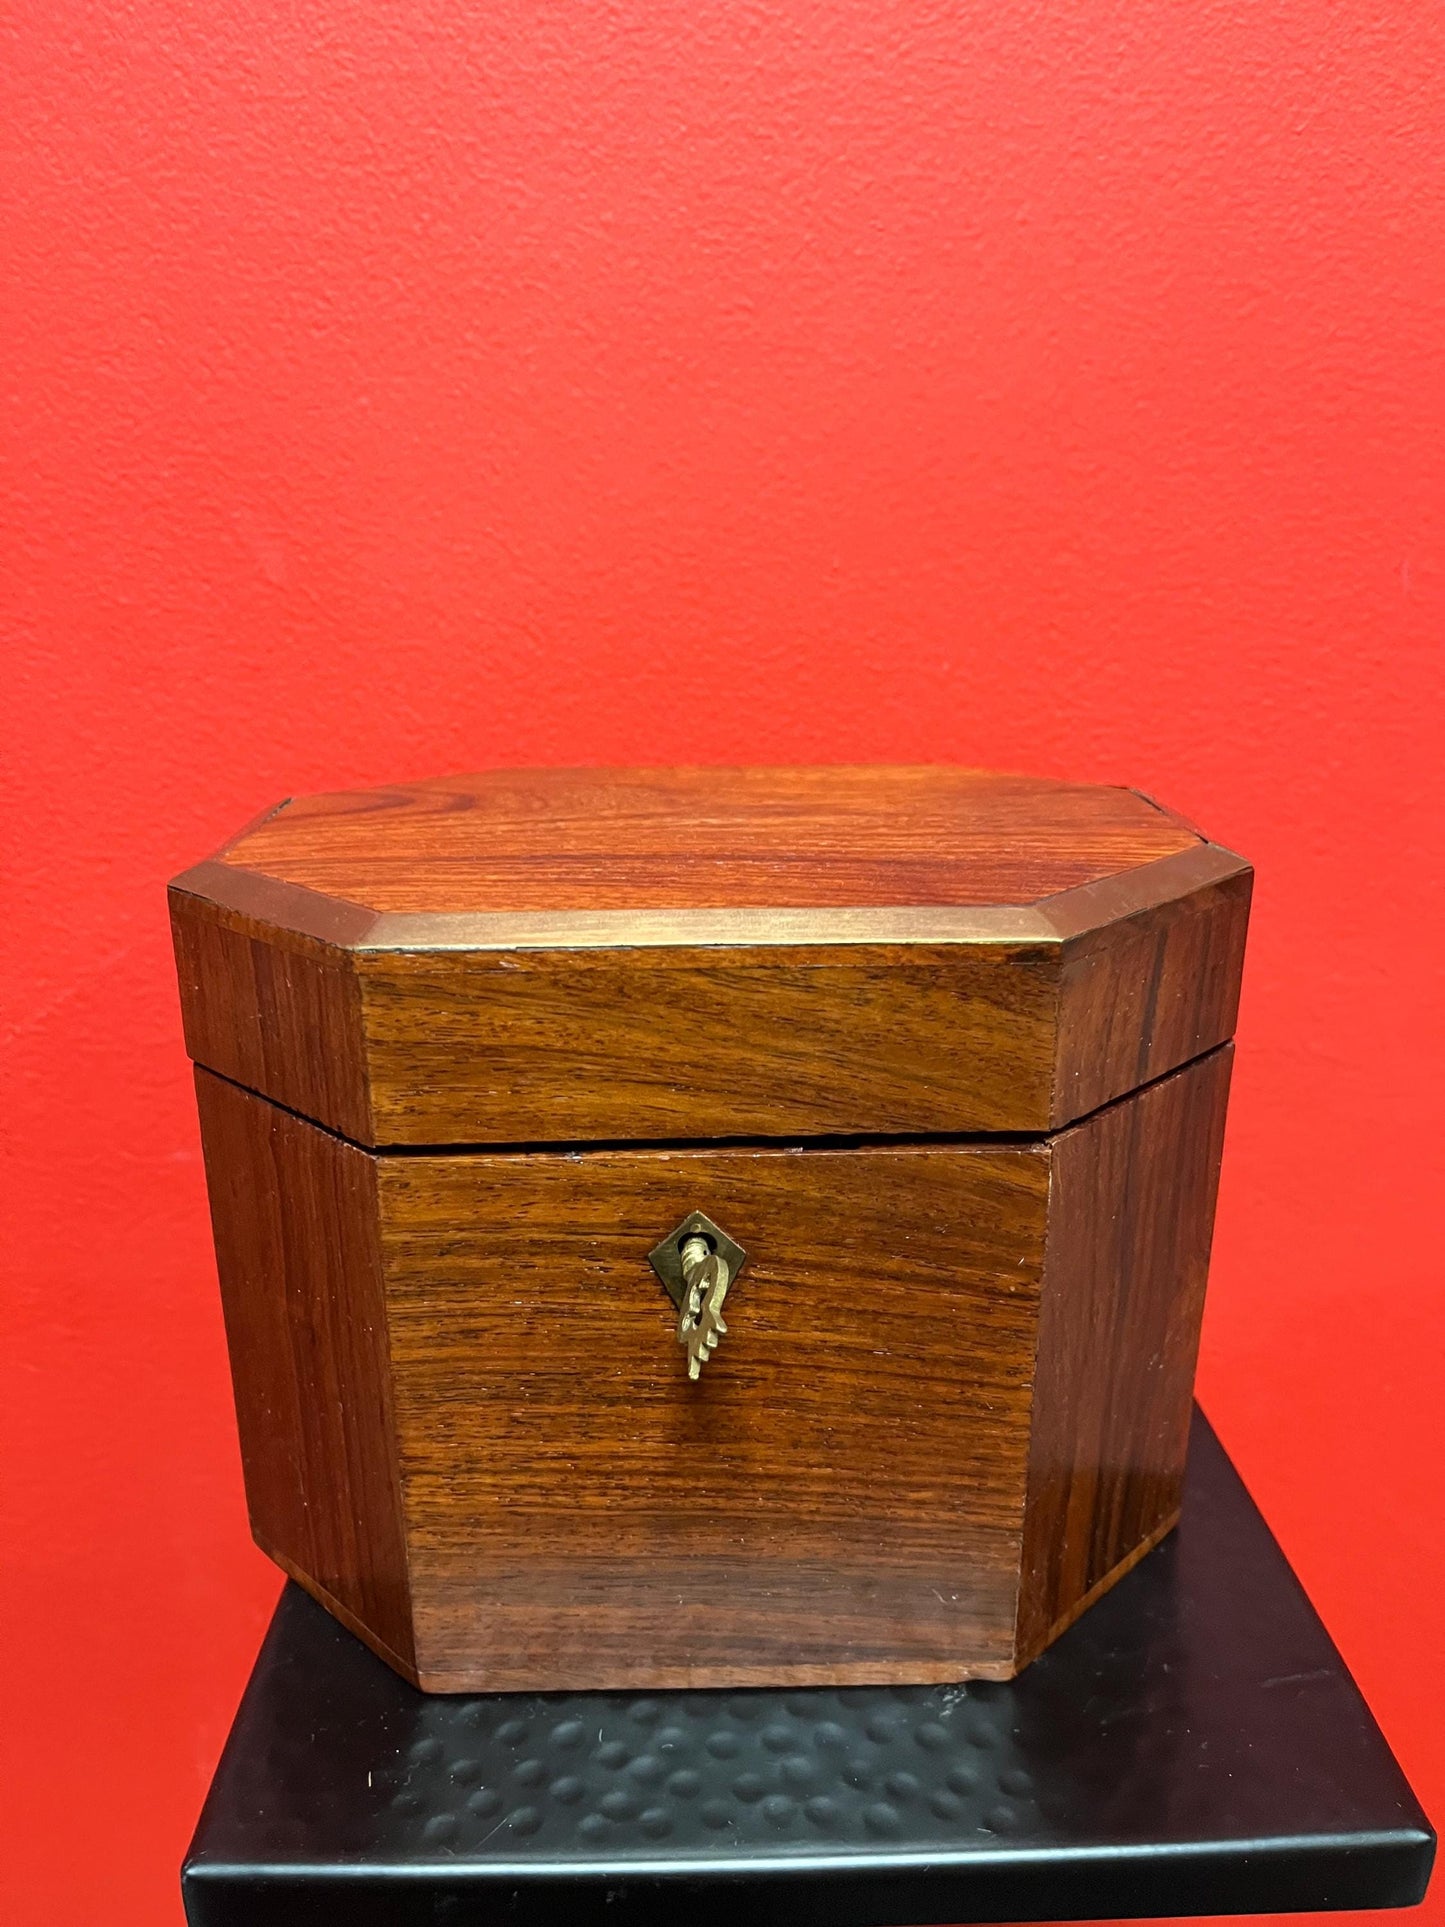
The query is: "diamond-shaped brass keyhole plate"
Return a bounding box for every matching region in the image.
[647,1211,747,1313]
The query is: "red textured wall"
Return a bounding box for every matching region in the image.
[3,5,1441,1922]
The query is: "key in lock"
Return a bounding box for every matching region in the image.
[647,1212,749,1381]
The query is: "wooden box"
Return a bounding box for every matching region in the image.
[170,766,1250,1692]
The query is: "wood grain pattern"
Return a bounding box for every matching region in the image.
[1050,858,1251,1122]
[176,767,1244,1687]
[354,939,1060,1145]
[174,898,375,1143]
[380,1135,1051,1690]
[192,1050,1233,1691]
[193,1067,412,1672]
[1015,1044,1234,1663]
[216,766,1202,912]
[171,766,1248,1144]
[170,841,1249,1145]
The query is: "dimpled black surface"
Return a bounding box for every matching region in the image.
[182,1414,1433,1926]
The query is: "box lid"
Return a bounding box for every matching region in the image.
[169,766,1250,1147]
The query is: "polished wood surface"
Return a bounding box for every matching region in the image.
[171,845,1250,1145]
[175,905,376,1142]
[381,1132,1050,1690]
[178,766,1246,1686]
[194,1068,413,1673]
[216,767,1202,912]
[1015,1043,1234,1661]
[1051,857,1250,1121]
[194,1051,1230,1691]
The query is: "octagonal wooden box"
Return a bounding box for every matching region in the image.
[170,766,1250,1692]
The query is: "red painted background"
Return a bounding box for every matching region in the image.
[3,4,1442,1923]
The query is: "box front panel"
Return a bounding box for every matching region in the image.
[378,1142,1050,1690]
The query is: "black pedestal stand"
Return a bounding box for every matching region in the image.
[183,1413,1433,1926]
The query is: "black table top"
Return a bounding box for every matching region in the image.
[182,1412,1433,1926]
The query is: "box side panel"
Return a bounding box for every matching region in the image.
[376,1141,1050,1691]
[194,1068,414,1675]
[1050,865,1250,1127]
[172,890,373,1143]
[358,943,1059,1144]
[1015,1045,1234,1665]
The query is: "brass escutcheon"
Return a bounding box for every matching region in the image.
[647,1211,748,1381]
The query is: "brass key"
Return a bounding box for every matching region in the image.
[677,1233,731,1380]
[647,1211,748,1381]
